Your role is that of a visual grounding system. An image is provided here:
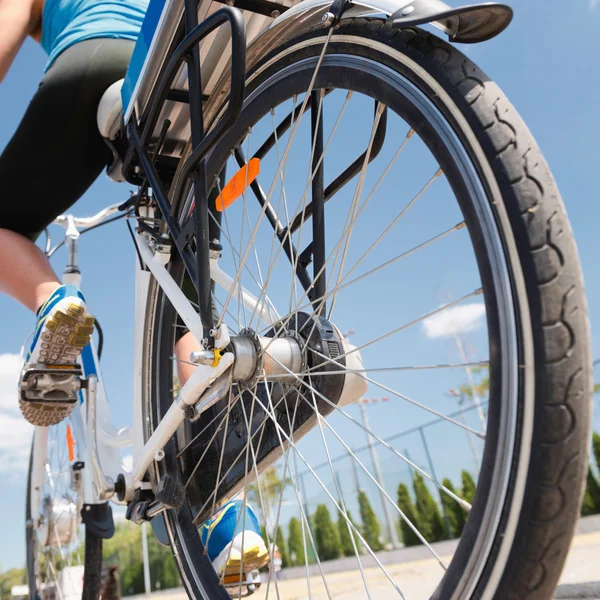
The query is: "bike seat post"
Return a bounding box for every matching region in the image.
[63,215,82,287]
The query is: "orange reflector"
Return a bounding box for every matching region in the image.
[66,424,75,462]
[216,158,260,212]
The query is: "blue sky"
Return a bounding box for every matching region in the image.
[0,0,599,571]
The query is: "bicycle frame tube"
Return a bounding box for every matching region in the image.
[29,427,48,525]
[126,4,247,344]
[28,217,281,507]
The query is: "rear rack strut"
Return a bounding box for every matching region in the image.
[127,0,389,337]
[127,5,247,343]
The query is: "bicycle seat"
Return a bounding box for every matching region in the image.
[98,79,124,140]
[97,79,126,182]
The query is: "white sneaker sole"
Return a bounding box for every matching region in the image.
[20,298,94,426]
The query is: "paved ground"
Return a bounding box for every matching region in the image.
[132,516,600,599]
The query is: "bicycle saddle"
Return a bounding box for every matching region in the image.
[97,79,126,182]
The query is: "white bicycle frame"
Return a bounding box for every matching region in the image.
[28,202,276,526]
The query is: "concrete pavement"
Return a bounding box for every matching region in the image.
[129,516,600,599]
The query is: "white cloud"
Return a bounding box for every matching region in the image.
[0,353,24,413]
[0,353,33,474]
[422,303,486,338]
[590,0,599,10]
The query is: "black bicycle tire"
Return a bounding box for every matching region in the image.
[143,21,592,600]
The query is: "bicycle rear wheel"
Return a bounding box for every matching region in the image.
[142,21,592,600]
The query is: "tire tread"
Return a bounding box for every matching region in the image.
[326,19,591,599]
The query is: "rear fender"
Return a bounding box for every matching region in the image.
[261,0,513,55]
[203,0,512,129]
[389,0,513,44]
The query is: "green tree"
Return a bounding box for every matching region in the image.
[413,474,446,542]
[593,432,600,474]
[313,504,342,561]
[0,568,26,600]
[258,525,270,573]
[457,366,490,399]
[396,483,421,546]
[357,490,384,552]
[461,470,477,505]
[147,528,180,592]
[275,526,289,568]
[583,467,600,514]
[288,517,305,566]
[440,478,466,538]
[103,522,180,596]
[581,482,597,516]
[247,467,291,525]
[337,509,360,557]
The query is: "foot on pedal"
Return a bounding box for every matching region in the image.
[20,285,94,426]
[202,500,270,577]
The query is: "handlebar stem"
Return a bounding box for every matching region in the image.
[65,215,81,276]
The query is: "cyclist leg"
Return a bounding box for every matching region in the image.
[0,37,134,424]
[0,38,134,310]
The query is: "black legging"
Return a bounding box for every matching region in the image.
[0,38,134,240]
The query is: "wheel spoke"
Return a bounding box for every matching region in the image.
[193,388,294,519]
[326,102,386,319]
[183,388,243,489]
[247,86,352,332]
[218,31,334,324]
[267,220,465,341]
[262,124,417,341]
[246,383,410,595]
[297,383,447,569]
[297,381,471,511]
[269,351,473,529]
[334,167,443,294]
[237,398,283,599]
[309,288,484,371]
[176,394,238,458]
[297,342,486,438]
[248,382,336,600]
[298,378,372,596]
[260,360,490,379]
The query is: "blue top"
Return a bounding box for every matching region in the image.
[41,0,149,70]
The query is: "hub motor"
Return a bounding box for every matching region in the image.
[227,312,346,414]
[270,312,347,415]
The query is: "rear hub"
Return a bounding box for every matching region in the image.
[228,312,346,411]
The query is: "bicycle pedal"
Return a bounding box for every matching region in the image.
[223,573,258,587]
[155,475,185,509]
[20,363,83,405]
[223,571,260,596]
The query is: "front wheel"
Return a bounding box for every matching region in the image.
[25,424,103,600]
[143,20,592,600]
